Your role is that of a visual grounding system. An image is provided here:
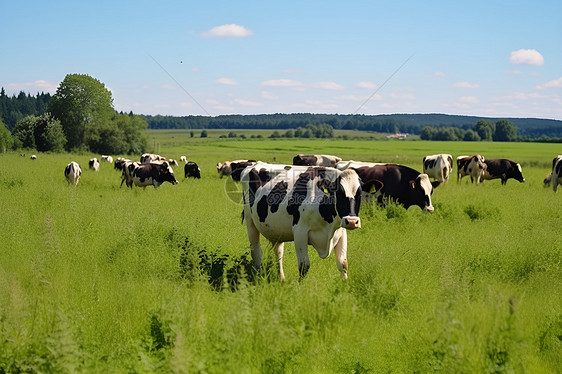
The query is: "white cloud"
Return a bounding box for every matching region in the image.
[215,77,239,86]
[356,81,376,89]
[458,96,479,104]
[454,81,480,89]
[312,81,344,90]
[260,79,303,88]
[234,98,263,107]
[6,80,58,94]
[434,71,445,77]
[261,91,276,99]
[536,77,562,90]
[509,49,544,66]
[201,24,253,38]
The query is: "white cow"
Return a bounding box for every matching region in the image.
[423,154,453,183]
[65,161,82,186]
[241,162,362,280]
[551,155,562,192]
[457,155,487,184]
[101,155,113,164]
[89,157,100,171]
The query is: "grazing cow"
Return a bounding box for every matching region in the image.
[423,154,453,183]
[140,153,165,164]
[241,162,362,280]
[292,154,342,167]
[217,160,257,181]
[457,155,487,184]
[30,155,37,160]
[335,160,384,170]
[114,157,131,171]
[131,162,178,189]
[89,158,100,171]
[101,155,113,164]
[184,162,201,178]
[550,155,562,192]
[64,161,81,186]
[482,159,525,185]
[180,155,187,163]
[345,163,439,211]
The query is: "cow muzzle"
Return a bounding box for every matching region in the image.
[425,205,434,213]
[342,216,361,230]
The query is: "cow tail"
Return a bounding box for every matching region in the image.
[241,210,245,224]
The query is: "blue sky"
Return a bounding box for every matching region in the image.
[1,0,561,119]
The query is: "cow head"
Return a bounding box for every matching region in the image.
[514,163,525,183]
[160,162,179,184]
[409,174,438,212]
[335,169,362,229]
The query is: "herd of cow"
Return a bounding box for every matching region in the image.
[59,152,562,280]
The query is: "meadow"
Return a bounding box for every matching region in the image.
[0,133,561,373]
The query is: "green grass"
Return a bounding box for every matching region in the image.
[0,136,561,373]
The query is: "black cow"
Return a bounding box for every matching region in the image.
[184,162,201,179]
[482,159,525,185]
[130,162,178,189]
[351,163,440,211]
[292,154,342,167]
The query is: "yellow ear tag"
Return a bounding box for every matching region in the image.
[369,185,378,194]
[322,186,329,194]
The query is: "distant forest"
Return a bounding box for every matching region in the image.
[2,88,562,141]
[141,113,562,140]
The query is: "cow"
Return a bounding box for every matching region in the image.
[292,154,342,167]
[217,160,256,181]
[423,154,453,183]
[101,155,113,164]
[114,157,131,171]
[30,155,37,160]
[335,160,384,170]
[184,162,201,179]
[482,159,525,185]
[342,163,439,211]
[130,162,178,189]
[89,158,100,171]
[64,161,81,186]
[241,162,362,280]
[550,155,562,192]
[457,155,486,184]
[180,155,187,163]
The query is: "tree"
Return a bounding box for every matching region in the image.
[200,130,208,138]
[420,126,436,140]
[48,74,114,151]
[473,120,495,141]
[463,129,481,141]
[12,113,67,152]
[494,119,517,142]
[0,118,11,153]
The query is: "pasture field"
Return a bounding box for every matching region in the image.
[0,135,561,373]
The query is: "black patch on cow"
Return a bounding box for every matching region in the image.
[267,181,288,213]
[287,169,313,226]
[293,155,317,166]
[318,192,336,223]
[247,169,260,207]
[64,164,71,177]
[257,195,269,222]
[424,158,436,170]
[556,160,562,175]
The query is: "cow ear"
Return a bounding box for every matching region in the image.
[432,181,441,188]
[367,179,383,194]
[409,180,416,189]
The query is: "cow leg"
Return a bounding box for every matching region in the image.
[245,213,262,270]
[333,228,349,279]
[294,230,310,279]
[270,241,286,281]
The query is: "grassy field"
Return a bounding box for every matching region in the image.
[1,132,561,373]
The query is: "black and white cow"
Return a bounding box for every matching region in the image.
[114,157,131,171]
[121,161,139,187]
[344,163,439,211]
[217,160,256,180]
[550,155,562,192]
[423,154,453,183]
[65,161,81,186]
[101,155,113,164]
[482,158,525,185]
[89,157,100,171]
[184,161,201,179]
[130,162,178,189]
[241,162,362,280]
[292,154,342,167]
[457,155,487,184]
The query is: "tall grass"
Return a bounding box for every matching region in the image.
[0,139,561,373]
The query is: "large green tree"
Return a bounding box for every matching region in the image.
[12,113,66,152]
[494,119,517,142]
[48,74,114,151]
[473,120,495,141]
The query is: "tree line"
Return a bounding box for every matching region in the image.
[420,119,520,142]
[0,75,147,154]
